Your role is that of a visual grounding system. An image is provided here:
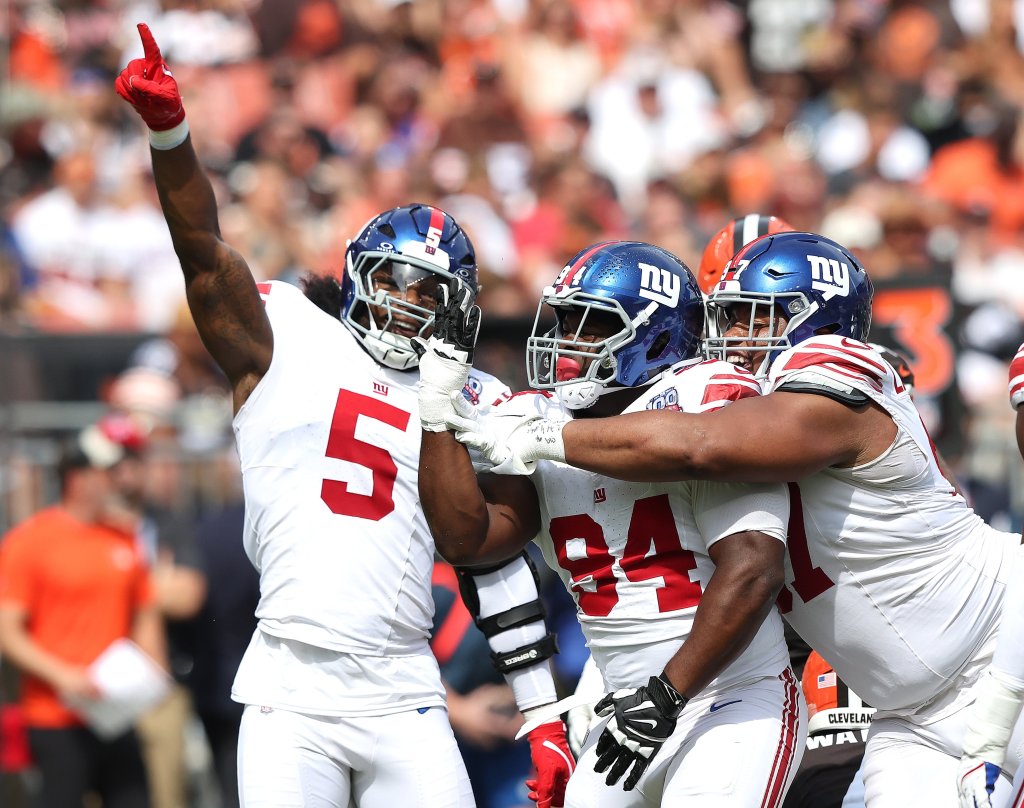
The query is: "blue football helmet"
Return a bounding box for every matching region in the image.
[527,241,705,410]
[704,231,873,378]
[342,204,478,370]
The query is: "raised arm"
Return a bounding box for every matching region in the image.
[415,284,542,565]
[115,24,272,411]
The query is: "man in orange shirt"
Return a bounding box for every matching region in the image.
[0,427,166,808]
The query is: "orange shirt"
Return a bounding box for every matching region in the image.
[0,507,155,728]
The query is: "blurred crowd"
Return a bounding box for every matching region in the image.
[3,0,1024,466]
[2,0,1024,804]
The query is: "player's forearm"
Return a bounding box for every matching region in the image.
[150,136,225,279]
[661,549,783,698]
[562,412,717,483]
[420,431,492,564]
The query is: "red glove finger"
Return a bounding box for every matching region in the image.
[114,23,185,131]
[526,721,575,808]
[137,23,165,76]
[1010,342,1024,410]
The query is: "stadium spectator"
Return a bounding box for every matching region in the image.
[101,414,206,808]
[0,427,167,808]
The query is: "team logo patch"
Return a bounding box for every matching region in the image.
[373,381,389,397]
[647,388,680,410]
[638,262,680,307]
[461,378,482,405]
[807,255,850,300]
[594,488,607,504]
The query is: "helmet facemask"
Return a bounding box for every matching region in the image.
[344,250,465,370]
[527,293,639,410]
[704,290,818,379]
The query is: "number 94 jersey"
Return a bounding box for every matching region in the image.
[233,281,508,656]
[504,359,791,694]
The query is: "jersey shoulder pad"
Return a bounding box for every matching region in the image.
[769,336,889,405]
[463,370,512,409]
[631,359,761,414]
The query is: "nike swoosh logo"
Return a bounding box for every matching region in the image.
[709,699,742,713]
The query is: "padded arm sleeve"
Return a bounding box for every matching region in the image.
[457,552,559,711]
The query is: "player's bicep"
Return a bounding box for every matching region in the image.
[184,240,273,404]
[706,529,786,592]
[475,473,542,565]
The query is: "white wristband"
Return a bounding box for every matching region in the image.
[962,670,1024,767]
[149,119,190,151]
[524,419,566,465]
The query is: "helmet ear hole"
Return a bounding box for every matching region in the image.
[646,330,671,363]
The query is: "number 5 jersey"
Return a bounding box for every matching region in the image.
[230,280,509,715]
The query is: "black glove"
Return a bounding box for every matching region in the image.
[413,282,481,433]
[429,281,480,362]
[593,673,687,791]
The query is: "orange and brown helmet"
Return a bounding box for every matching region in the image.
[697,214,795,295]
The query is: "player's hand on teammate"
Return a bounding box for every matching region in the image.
[454,413,564,475]
[592,674,687,791]
[525,720,575,808]
[957,756,1000,808]
[414,282,480,433]
[114,23,185,132]
[1010,341,1024,410]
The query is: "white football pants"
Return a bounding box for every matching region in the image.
[862,699,1024,808]
[565,668,806,807]
[237,704,475,808]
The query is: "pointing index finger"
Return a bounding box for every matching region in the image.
[136,23,163,70]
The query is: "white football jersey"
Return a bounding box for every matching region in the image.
[766,335,1021,717]
[231,280,509,713]
[494,360,790,694]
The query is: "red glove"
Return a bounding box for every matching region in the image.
[1011,342,1024,410]
[114,23,185,131]
[526,720,575,808]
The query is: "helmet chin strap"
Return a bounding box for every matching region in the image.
[556,377,628,410]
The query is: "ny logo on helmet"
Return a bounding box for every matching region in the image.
[807,255,850,300]
[638,263,680,307]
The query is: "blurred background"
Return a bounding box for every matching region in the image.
[1,0,1024,805]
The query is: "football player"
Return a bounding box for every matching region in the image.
[114,24,572,808]
[697,214,795,295]
[416,241,805,806]
[956,341,1024,808]
[456,231,1024,807]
